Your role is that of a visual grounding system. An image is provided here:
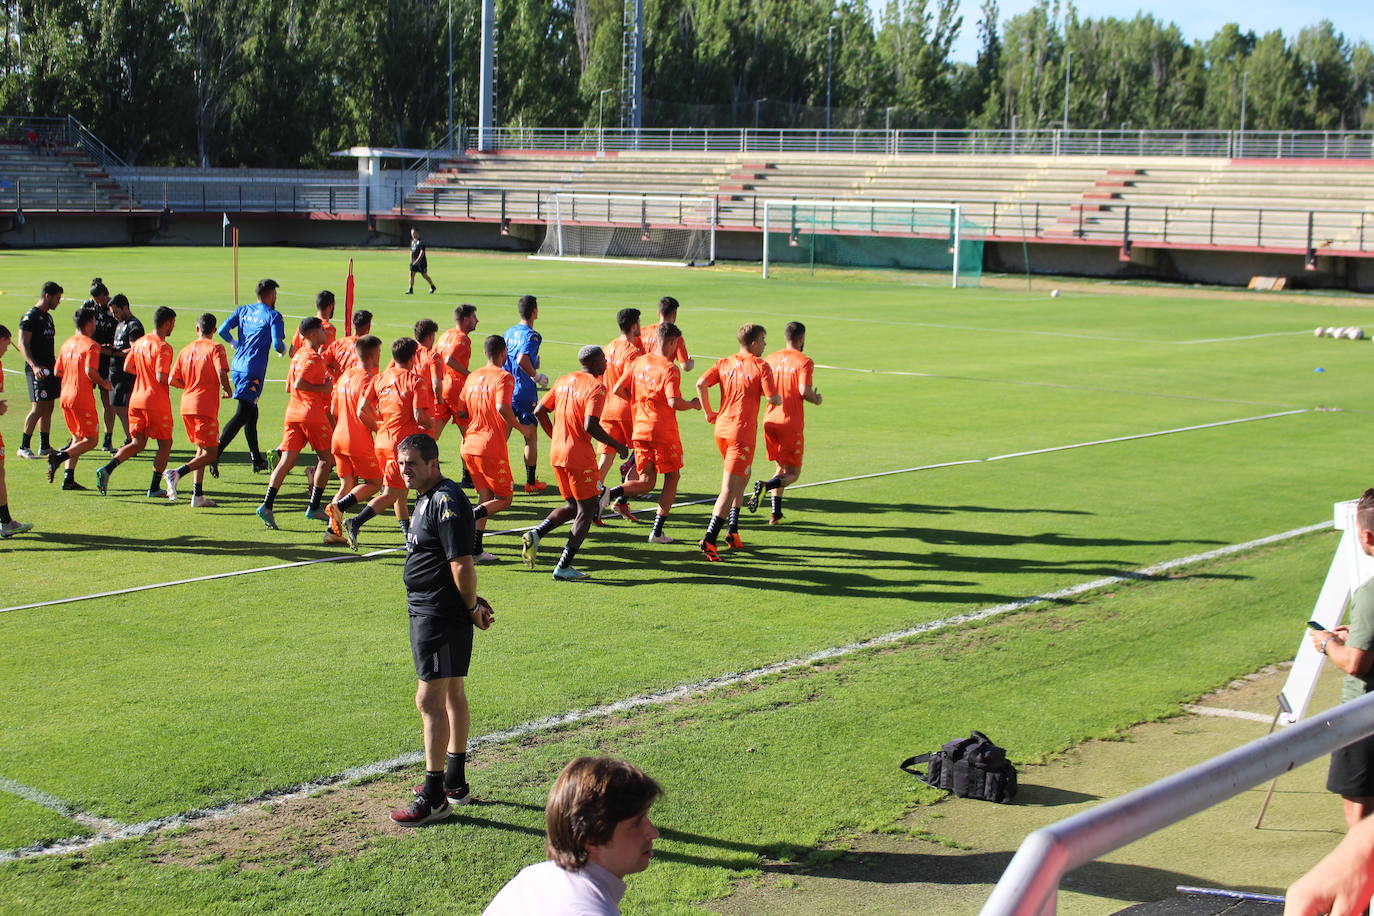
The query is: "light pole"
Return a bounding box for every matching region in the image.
[885,105,897,155]
[446,0,453,149]
[1062,50,1072,133]
[1239,71,1249,157]
[598,88,614,152]
[826,25,836,133]
[755,97,767,130]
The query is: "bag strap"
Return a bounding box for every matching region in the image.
[899,754,933,775]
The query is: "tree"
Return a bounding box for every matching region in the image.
[178,0,258,167]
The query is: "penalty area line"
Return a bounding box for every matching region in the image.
[0,517,1333,864]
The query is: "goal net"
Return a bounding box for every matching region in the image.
[761,200,982,287]
[531,193,718,267]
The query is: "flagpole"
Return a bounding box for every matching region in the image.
[232,228,239,305]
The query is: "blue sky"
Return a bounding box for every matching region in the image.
[864,1,1374,63]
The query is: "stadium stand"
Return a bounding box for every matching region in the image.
[0,138,132,211]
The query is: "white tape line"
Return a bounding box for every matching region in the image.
[0,777,122,833]
[985,410,1310,461]
[1181,705,1277,724]
[0,517,1333,863]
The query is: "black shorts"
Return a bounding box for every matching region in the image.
[25,365,59,403]
[111,376,135,408]
[409,612,472,681]
[411,258,428,274]
[97,354,117,382]
[1328,731,1374,796]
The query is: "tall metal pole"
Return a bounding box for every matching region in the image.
[1062,50,1071,132]
[1239,71,1249,157]
[755,98,767,129]
[630,0,644,138]
[598,88,613,152]
[446,0,454,149]
[477,0,495,151]
[826,26,836,133]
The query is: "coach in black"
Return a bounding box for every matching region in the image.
[391,432,494,828]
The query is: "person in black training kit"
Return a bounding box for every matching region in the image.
[83,279,119,453]
[106,294,145,453]
[390,432,495,827]
[407,228,436,295]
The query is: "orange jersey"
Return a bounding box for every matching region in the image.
[56,335,101,410]
[540,371,607,468]
[617,353,683,443]
[640,322,689,365]
[291,318,337,354]
[460,365,514,459]
[390,344,441,403]
[172,339,229,417]
[330,365,378,456]
[434,327,473,397]
[601,335,645,424]
[327,334,360,377]
[701,352,776,444]
[125,333,174,413]
[373,364,432,450]
[765,348,815,431]
[283,346,331,423]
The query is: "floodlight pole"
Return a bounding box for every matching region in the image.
[598,88,614,152]
[477,0,495,151]
[446,0,454,150]
[826,26,836,134]
[1239,71,1249,158]
[755,97,767,130]
[1062,50,1072,133]
[885,105,897,155]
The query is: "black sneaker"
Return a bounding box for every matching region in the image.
[209,463,220,479]
[389,795,451,827]
[61,479,88,491]
[45,453,62,483]
[746,480,765,514]
[412,782,472,806]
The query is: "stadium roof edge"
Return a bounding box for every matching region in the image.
[331,146,454,159]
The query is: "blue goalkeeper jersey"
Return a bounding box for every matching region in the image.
[219,301,285,379]
[502,323,541,406]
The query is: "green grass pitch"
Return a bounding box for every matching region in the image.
[0,246,1371,912]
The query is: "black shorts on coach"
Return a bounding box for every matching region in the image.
[1328,732,1374,796]
[25,365,59,402]
[111,378,135,408]
[410,612,473,681]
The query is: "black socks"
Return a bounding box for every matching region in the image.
[727,507,740,534]
[651,514,667,538]
[526,463,537,485]
[423,770,446,805]
[262,486,279,509]
[445,752,466,789]
[337,493,358,512]
[704,515,725,544]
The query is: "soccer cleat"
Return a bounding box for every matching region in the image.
[725,532,744,550]
[746,480,765,514]
[162,468,181,501]
[40,446,59,458]
[325,503,345,536]
[520,530,540,570]
[552,566,590,581]
[697,539,721,562]
[146,488,168,499]
[322,531,348,546]
[618,453,636,480]
[342,518,361,551]
[103,442,117,456]
[597,485,612,515]
[590,515,608,527]
[404,289,414,295]
[256,504,278,530]
[61,479,87,491]
[612,501,639,524]
[389,795,451,827]
[411,783,472,806]
[647,533,674,544]
[304,507,329,523]
[429,286,437,294]
[474,551,500,563]
[769,514,784,526]
[209,463,220,479]
[16,447,36,460]
[0,520,34,538]
[94,466,110,495]
[523,480,548,494]
[45,454,61,483]
[191,495,219,508]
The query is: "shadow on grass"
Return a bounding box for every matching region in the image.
[16,530,375,563]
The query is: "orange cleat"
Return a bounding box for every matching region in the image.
[725,532,744,550]
[698,539,722,562]
[523,480,549,494]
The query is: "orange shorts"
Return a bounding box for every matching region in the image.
[464,451,513,499]
[444,388,466,422]
[764,423,804,469]
[375,444,405,489]
[600,417,633,456]
[62,403,99,440]
[429,398,451,426]
[280,417,334,454]
[129,406,174,441]
[715,436,755,478]
[335,449,381,482]
[632,437,683,475]
[182,414,219,450]
[554,463,600,502]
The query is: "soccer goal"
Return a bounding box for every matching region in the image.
[530,192,718,267]
[761,200,982,287]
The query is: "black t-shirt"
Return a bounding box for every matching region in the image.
[411,239,426,265]
[18,306,55,366]
[87,300,118,347]
[404,478,475,617]
[111,315,145,381]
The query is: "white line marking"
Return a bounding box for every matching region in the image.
[0,410,1316,615]
[0,778,123,833]
[1177,330,1314,345]
[1181,705,1277,724]
[0,518,1333,863]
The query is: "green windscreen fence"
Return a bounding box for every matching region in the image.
[764,204,983,286]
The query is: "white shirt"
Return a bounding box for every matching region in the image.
[483,860,626,916]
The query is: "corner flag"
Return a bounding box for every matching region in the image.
[344,258,355,328]
[222,212,230,247]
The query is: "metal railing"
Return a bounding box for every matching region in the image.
[473,126,1374,159]
[0,115,128,171]
[982,689,1374,915]
[122,179,360,215]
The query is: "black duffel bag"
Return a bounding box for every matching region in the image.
[900,730,1018,803]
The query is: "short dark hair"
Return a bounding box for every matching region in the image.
[484,334,507,361]
[738,323,766,347]
[74,307,97,330]
[89,278,108,298]
[391,336,419,364]
[352,309,372,332]
[110,293,130,312]
[657,321,681,342]
[1359,489,1374,533]
[0,324,11,340]
[397,432,439,462]
[153,306,176,328]
[617,307,641,334]
[785,321,806,342]
[414,318,439,342]
[658,296,679,318]
[315,290,335,310]
[198,313,217,334]
[299,316,323,335]
[256,278,280,298]
[356,334,382,356]
[455,304,477,322]
[545,757,662,871]
[517,294,538,321]
[42,281,63,297]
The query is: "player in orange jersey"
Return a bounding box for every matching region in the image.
[459,335,525,562]
[46,307,110,489]
[257,317,336,530]
[289,290,337,356]
[0,324,35,537]
[324,335,383,545]
[343,336,434,548]
[751,321,822,523]
[597,307,645,523]
[94,307,177,499]
[433,304,479,485]
[165,313,232,506]
[327,309,372,378]
[522,345,629,581]
[410,318,448,437]
[639,296,694,372]
[613,322,701,544]
[694,323,780,560]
